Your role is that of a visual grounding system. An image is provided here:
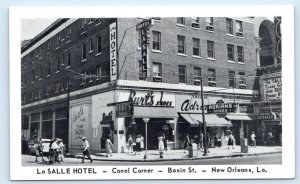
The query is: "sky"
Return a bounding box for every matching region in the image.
[21,19,57,41]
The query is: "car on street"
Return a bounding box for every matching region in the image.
[27,139,51,155]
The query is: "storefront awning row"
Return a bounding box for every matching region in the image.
[225,114,254,121]
[133,106,178,119]
[179,113,232,127]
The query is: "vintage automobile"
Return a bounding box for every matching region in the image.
[27,139,51,155]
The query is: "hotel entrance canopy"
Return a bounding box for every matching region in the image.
[179,113,232,127]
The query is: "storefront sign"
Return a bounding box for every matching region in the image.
[100,111,113,126]
[136,18,153,30]
[71,105,89,146]
[239,104,254,113]
[116,102,133,117]
[263,77,282,101]
[206,103,237,114]
[140,28,148,80]
[257,113,276,120]
[110,22,117,81]
[128,91,173,107]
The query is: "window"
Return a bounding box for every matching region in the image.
[61,29,65,40]
[152,31,161,51]
[56,33,61,47]
[55,81,60,93]
[227,44,234,61]
[61,55,64,66]
[178,65,187,84]
[138,60,143,80]
[229,71,235,88]
[47,40,51,52]
[39,66,43,79]
[237,46,244,63]
[31,51,35,63]
[89,18,93,24]
[82,43,87,61]
[66,26,71,41]
[81,19,87,32]
[32,69,35,82]
[81,71,87,85]
[89,70,93,83]
[226,18,233,35]
[207,40,215,59]
[236,20,243,37]
[208,68,216,86]
[206,17,214,31]
[194,67,201,85]
[66,78,71,90]
[89,38,93,52]
[46,83,51,96]
[56,57,60,71]
[238,72,246,88]
[47,61,51,76]
[177,17,185,25]
[96,65,102,81]
[95,18,101,25]
[137,30,141,49]
[97,35,101,54]
[152,62,162,81]
[192,38,201,56]
[177,35,186,54]
[66,51,71,66]
[191,17,200,28]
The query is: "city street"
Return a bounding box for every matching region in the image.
[22,153,282,166]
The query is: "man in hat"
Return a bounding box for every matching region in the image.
[82,137,93,163]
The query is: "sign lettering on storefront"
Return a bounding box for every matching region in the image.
[257,113,276,120]
[206,103,237,114]
[71,105,89,145]
[263,77,282,102]
[116,102,133,117]
[110,22,117,81]
[128,91,173,107]
[239,104,254,113]
[141,28,148,80]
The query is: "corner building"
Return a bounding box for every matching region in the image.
[21,17,260,153]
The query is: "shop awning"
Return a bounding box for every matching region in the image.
[179,113,232,127]
[225,114,254,121]
[133,106,178,119]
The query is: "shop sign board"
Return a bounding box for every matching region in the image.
[116,102,133,117]
[239,104,254,113]
[140,28,148,80]
[206,103,237,114]
[71,105,89,146]
[257,113,276,120]
[110,22,117,81]
[136,18,153,30]
[128,90,174,107]
[263,77,282,101]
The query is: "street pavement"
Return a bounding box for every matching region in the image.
[68,145,282,162]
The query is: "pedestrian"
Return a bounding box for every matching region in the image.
[49,138,59,164]
[214,134,220,148]
[82,137,93,163]
[267,131,273,145]
[163,133,168,151]
[227,132,235,149]
[199,132,204,150]
[35,138,45,163]
[128,134,133,153]
[58,139,64,162]
[140,135,144,152]
[136,135,141,155]
[105,136,113,157]
[158,134,164,158]
[250,131,256,147]
[184,134,190,153]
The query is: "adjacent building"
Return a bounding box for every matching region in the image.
[21,17,261,153]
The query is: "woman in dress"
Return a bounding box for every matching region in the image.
[140,135,144,152]
[105,136,113,157]
[135,135,141,155]
[227,132,235,149]
[158,134,164,158]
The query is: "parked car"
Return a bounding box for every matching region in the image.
[27,139,51,155]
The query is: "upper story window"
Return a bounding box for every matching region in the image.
[237,46,244,63]
[47,40,51,53]
[177,17,185,26]
[81,19,87,32]
[89,38,93,52]
[227,44,234,61]
[178,65,187,84]
[56,33,61,47]
[137,30,141,49]
[56,56,60,71]
[152,31,161,51]
[208,68,216,86]
[191,17,200,28]
[96,65,102,81]
[238,72,246,89]
[226,18,233,35]
[207,40,215,59]
[206,17,214,31]
[152,62,162,82]
[66,26,71,41]
[138,60,143,80]
[66,51,71,67]
[97,35,102,54]
[82,42,87,61]
[95,18,101,25]
[47,61,51,76]
[61,54,64,66]
[31,51,35,63]
[89,18,93,24]
[81,71,87,85]
[193,67,201,85]
[236,20,243,37]
[192,38,201,57]
[229,71,235,88]
[177,35,186,55]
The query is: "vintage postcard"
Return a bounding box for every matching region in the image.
[10,5,294,180]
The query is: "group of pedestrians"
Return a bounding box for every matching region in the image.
[35,138,64,164]
[128,134,144,154]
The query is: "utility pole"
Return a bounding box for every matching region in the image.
[200,76,208,156]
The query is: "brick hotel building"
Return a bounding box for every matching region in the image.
[21,17,263,153]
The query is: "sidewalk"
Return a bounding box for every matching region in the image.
[65,146,282,162]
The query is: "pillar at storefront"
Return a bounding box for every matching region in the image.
[52,110,56,138]
[38,111,42,138]
[114,117,126,153]
[28,113,31,139]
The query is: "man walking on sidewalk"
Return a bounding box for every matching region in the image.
[250,131,256,147]
[82,137,93,163]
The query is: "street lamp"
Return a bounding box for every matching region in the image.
[143,118,150,159]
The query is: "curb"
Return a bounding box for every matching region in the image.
[65,151,282,162]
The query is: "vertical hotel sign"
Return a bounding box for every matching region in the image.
[110,22,117,81]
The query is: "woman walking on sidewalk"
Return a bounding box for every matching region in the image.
[227,132,235,149]
[105,136,113,157]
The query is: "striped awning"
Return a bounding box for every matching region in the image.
[133,106,178,119]
[179,113,232,127]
